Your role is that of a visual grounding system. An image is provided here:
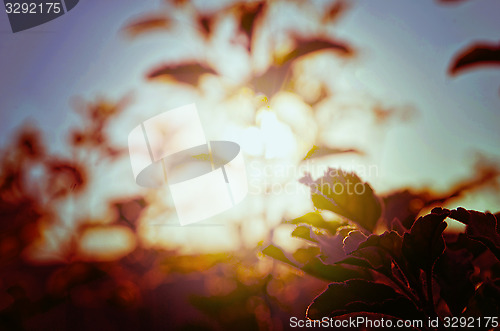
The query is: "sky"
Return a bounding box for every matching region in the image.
[1,0,500,241]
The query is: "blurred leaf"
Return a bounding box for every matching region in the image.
[161,253,231,273]
[449,207,500,260]
[47,160,86,198]
[434,248,475,315]
[236,1,265,51]
[300,168,382,232]
[262,244,298,268]
[303,145,362,160]
[322,0,350,23]
[197,14,214,39]
[306,280,424,321]
[402,208,449,273]
[112,197,147,228]
[123,15,170,37]
[291,225,318,243]
[249,64,292,98]
[449,42,500,76]
[280,35,354,65]
[147,62,217,86]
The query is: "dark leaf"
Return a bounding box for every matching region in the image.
[47,161,86,198]
[463,279,500,318]
[303,145,362,160]
[197,14,214,39]
[340,231,403,278]
[449,42,500,76]
[449,207,500,260]
[263,245,370,282]
[434,248,475,315]
[307,280,424,321]
[147,62,217,86]
[391,217,407,236]
[445,232,487,258]
[300,168,382,232]
[402,208,449,273]
[342,230,367,255]
[302,258,372,283]
[112,197,147,228]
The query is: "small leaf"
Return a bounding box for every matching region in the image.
[281,35,354,65]
[402,208,449,273]
[303,145,361,160]
[449,42,500,76]
[123,15,170,37]
[300,168,382,232]
[291,225,318,243]
[288,212,345,235]
[449,207,500,260]
[147,62,217,86]
[307,280,424,321]
[322,0,350,24]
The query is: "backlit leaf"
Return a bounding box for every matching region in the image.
[300,168,382,232]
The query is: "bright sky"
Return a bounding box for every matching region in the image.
[1,0,499,253]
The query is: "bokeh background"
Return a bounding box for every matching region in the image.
[0,0,499,330]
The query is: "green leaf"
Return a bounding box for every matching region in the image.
[262,244,298,268]
[291,225,318,243]
[288,212,345,235]
[300,168,382,232]
[303,145,361,160]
